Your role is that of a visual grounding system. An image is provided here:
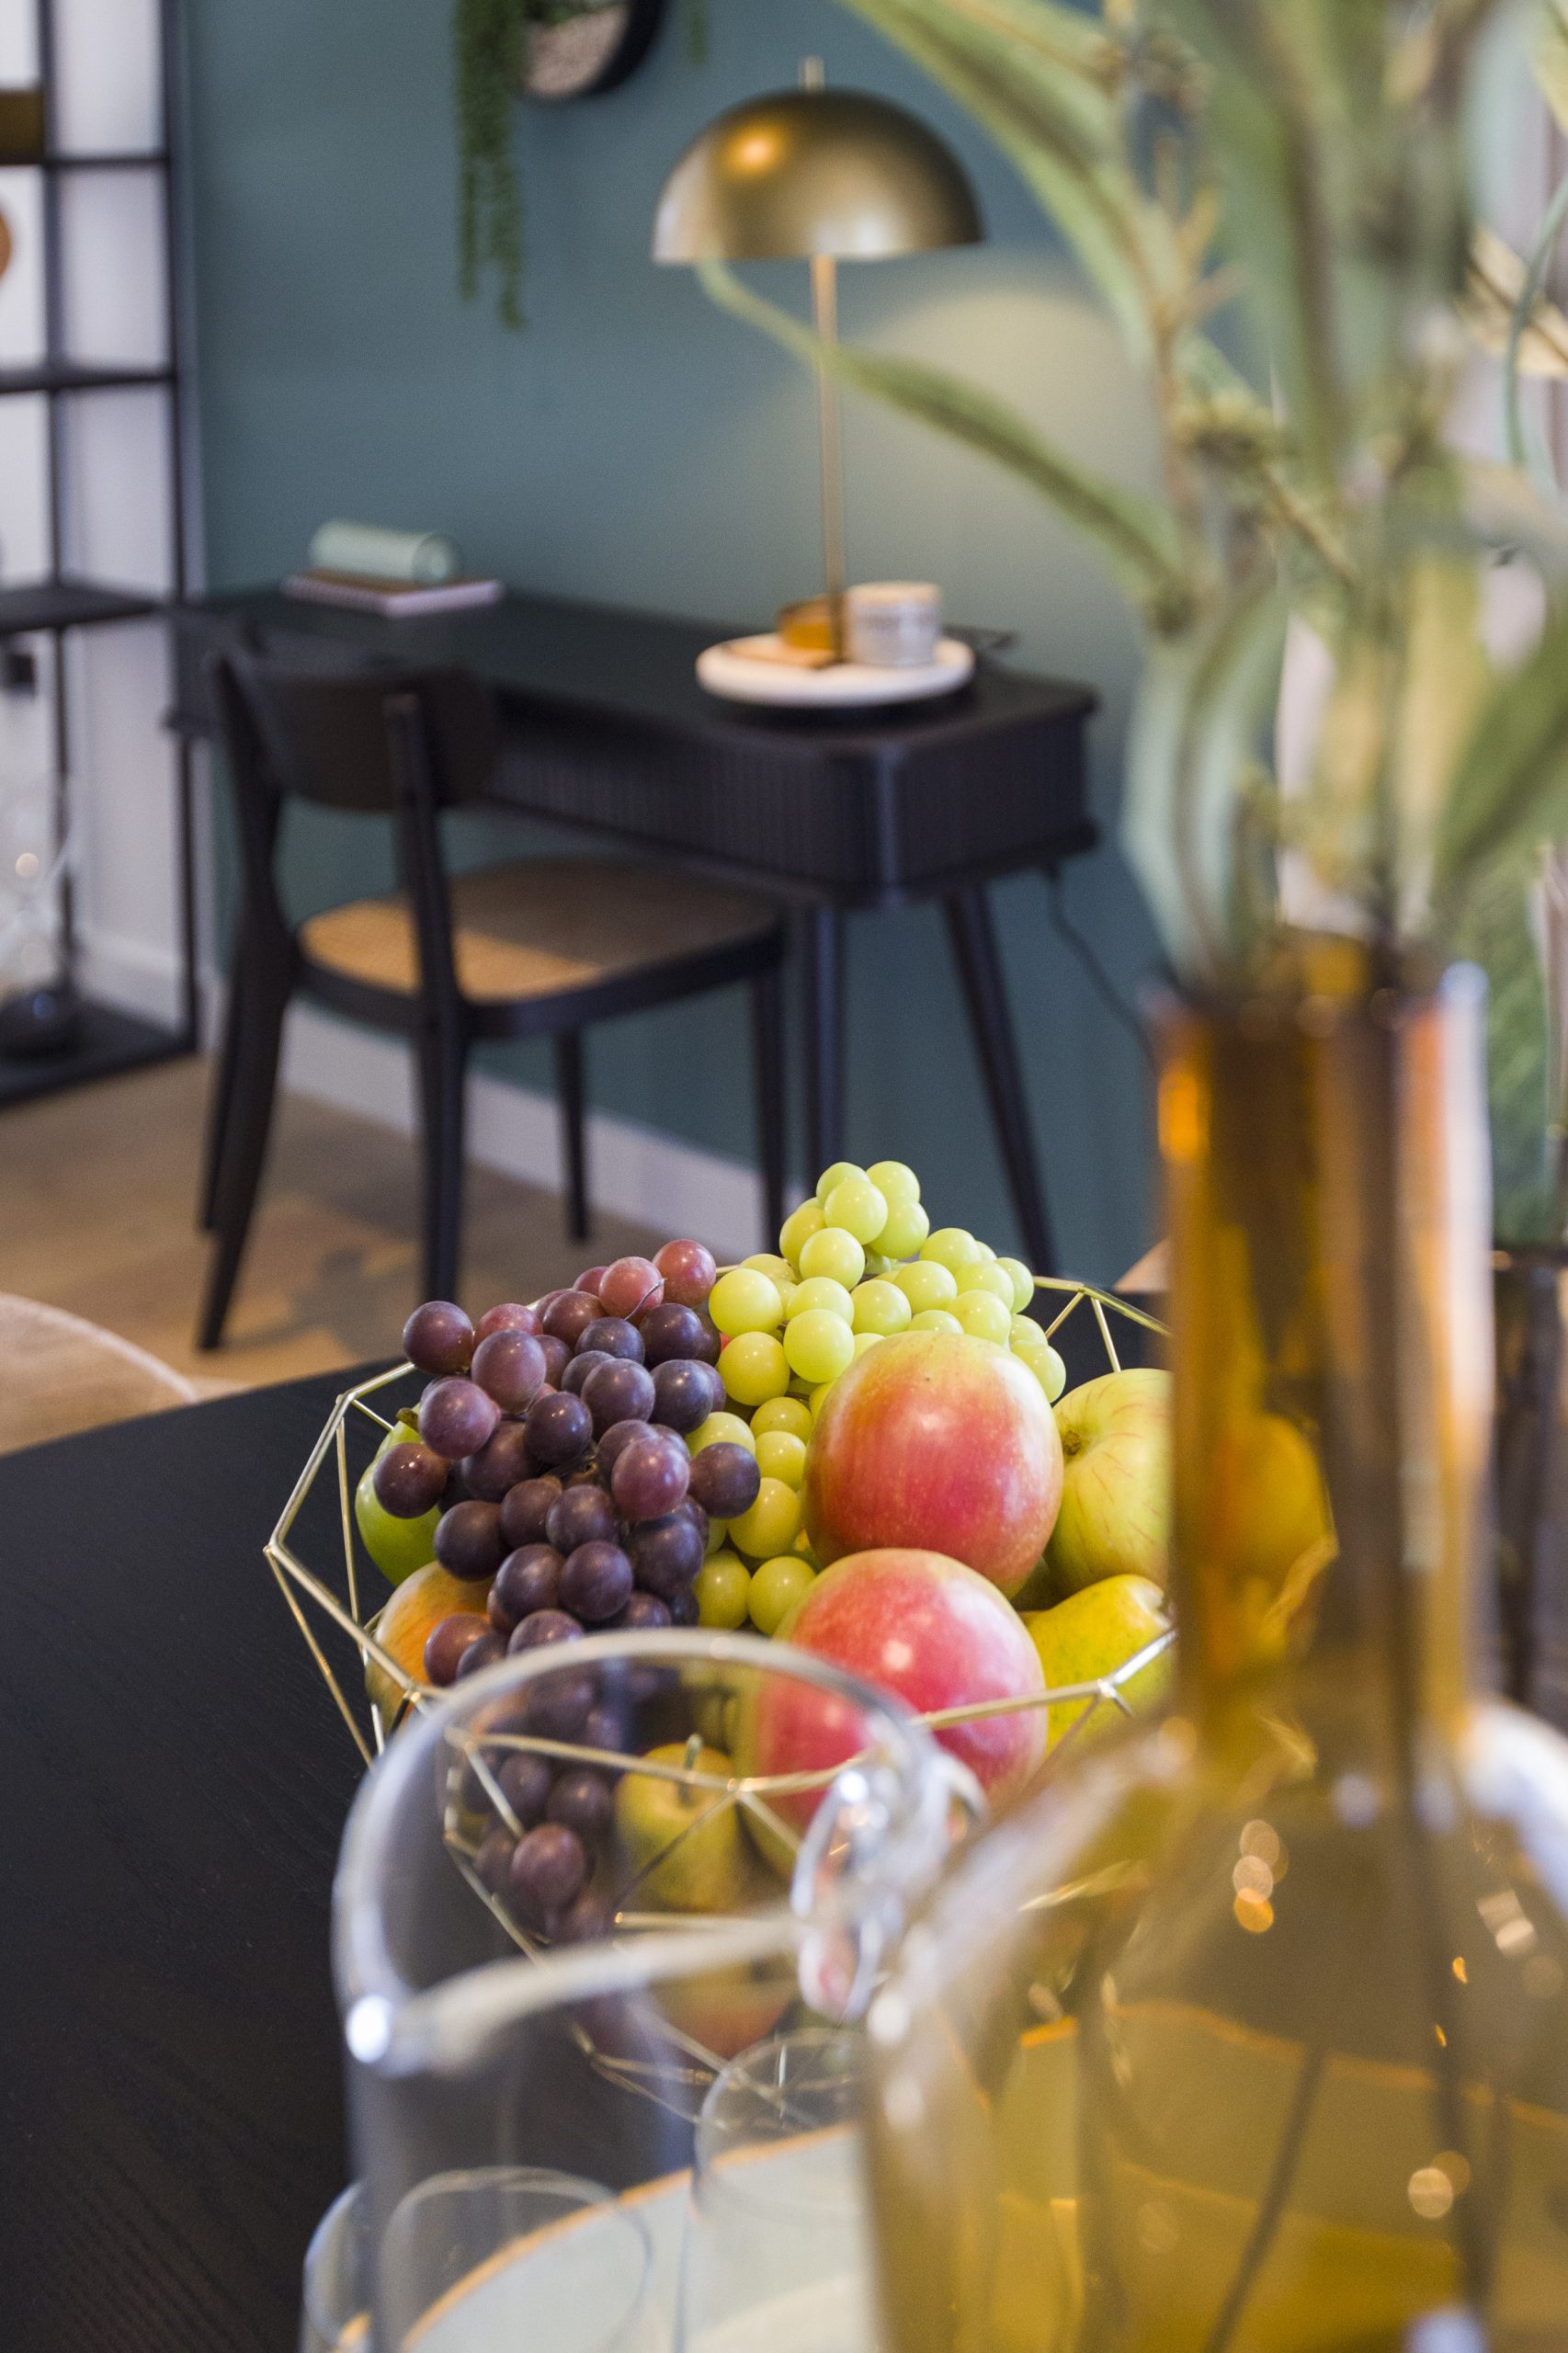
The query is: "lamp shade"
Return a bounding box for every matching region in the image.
[653,86,982,264]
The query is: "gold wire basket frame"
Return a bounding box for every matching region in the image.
[265,1274,1169,1769]
[266,1278,1172,2111]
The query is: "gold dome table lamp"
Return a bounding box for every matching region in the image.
[653,60,982,654]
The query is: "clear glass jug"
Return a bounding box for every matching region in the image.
[333,1627,965,2350]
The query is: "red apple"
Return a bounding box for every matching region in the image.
[803,1331,1063,1597]
[740,1549,1049,1854]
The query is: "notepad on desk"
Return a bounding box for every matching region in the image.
[281,569,505,619]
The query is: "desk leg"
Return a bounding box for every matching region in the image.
[797,906,845,1182]
[942,885,1058,1276]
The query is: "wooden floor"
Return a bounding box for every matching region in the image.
[0,1054,667,1388]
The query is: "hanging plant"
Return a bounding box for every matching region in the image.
[454,0,675,330]
[455,0,532,331]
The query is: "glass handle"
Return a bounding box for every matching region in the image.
[930,1747,987,1828]
[792,1753,984,2020]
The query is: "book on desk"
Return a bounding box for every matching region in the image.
[281,569,505,619]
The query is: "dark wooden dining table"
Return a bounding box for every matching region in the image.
[169,587,1098,1274]
[0,1369,369,2353]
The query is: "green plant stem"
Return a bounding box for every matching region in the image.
[1199,2039,1327,2353]
[1168,0,1345,480]
[1505,164,1568,490]
[801,0,1558,992]
[1433,596,1568,911]
[1169,585,1287,971]
[1257,464,1354,586]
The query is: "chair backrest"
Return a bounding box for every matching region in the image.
[209,650,501,991]
[213,651,500,814]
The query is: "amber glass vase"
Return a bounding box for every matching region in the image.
[865,963,1568,2353]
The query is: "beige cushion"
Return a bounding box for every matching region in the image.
[0,1293,200,1455]
[300,858,780,1006]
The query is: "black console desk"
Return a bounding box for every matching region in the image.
[170,587,1097,1268]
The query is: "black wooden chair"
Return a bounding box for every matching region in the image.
[197,651,787,1350]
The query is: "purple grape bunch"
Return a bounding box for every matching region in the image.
[467,1676,633,1936]
[371,1250,737,1712]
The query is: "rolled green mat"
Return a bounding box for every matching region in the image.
[307,520,460,585]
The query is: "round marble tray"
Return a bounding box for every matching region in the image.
[696,634,974,708]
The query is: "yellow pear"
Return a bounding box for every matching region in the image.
[364,1562,487,1722]
[1022,1574,1173,1752]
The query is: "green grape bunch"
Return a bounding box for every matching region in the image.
[688,1157,1067,1639]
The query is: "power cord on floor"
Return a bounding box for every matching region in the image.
[1044,867,1157,1078]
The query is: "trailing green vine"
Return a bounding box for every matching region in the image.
[455,0,532,329]
[454,0,699,330]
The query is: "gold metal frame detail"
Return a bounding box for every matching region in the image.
[267,1283,1173,2109]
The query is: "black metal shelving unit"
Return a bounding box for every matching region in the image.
[0,0,197,1106]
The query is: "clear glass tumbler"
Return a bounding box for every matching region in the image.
[381,2166,656,2353]
[676,2026,877,2353]
[300,2181,370,2353]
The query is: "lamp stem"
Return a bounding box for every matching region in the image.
[800,57,846,654]
[811,251,847,647]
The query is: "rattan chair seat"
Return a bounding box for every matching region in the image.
[299,858,780,1005]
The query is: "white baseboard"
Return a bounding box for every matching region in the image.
[279,1006,769,1259]
[81,933,773,1255]
[75,928,187,1027]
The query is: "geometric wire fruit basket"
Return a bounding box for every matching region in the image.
[267,1278,1172,2110]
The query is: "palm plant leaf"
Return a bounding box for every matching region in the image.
[832,0,1165,354]
[1503,168,1568,483]
[799,0,1550,998]
[1392,552,1496,933]
[1465,223,1568,377]
[1433,600,1568,905]
[1458,459,1568,578]
[1157,0,1344,478]
[1454,853,1556,1244]
[1123,585,1288,973]
[866,0,1120,81]
[1537,0,1568,138]
[697,258,1194,624]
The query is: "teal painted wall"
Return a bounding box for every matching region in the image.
[182,0,1164,1280]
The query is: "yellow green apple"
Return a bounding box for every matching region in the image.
[614,1740,790,2059]
[1022,1574,1173,1750]
[653,1958,796,2062]
[614,1741,776,1915]
[1046,1370,1170,1594]
[355,1412,440,1586]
